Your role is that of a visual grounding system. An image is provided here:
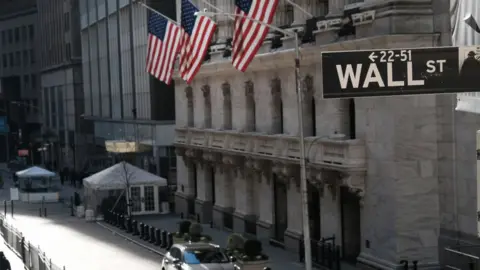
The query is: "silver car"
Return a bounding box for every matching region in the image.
[161,242,236,270]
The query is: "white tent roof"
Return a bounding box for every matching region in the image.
[83,161,167,190]
[16,166,56,178]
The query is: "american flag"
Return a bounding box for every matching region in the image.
[232,0,279,72]
[179,0,217,84]
[146,12,183,85]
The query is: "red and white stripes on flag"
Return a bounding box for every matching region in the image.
[146,13,183,85]
[179,0,217,84]
[232,0,279,72]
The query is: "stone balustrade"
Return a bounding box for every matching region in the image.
[175,127,366,170]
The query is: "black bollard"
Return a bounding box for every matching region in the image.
[3,200,6,215]
[10,200,13,218]
[119,215,125,229]
[70,197,74,217]
[167,233,173,250]
[400,260,408,270]
[144,225,150,241]
[132,220,139,235]
[155,229,161,246]
[116,214,121,228]
[149,227,156,243]
[469,262,475,270]
[43,207,47,217]
[126,218,132,233]
[139,223,145,239]
[38,208,42,217]
[160,230,168,248]
[180,212,184,219]
[412,261,418,270]
[263,268,272,270]
[196,214,200,223]
[111,212,116,225]
[210,220,213,228]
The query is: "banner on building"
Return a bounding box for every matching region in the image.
[322,46,480,99]
[452,0,480,113]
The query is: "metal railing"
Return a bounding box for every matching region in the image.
[445,246,480,270]
[0,214,65,270]
[299,235,341,270]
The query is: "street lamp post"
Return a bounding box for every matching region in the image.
[193,11,313,270]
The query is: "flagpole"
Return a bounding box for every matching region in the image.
[284,0,314,18]
[133,0,180,25]
[196,10,312,270]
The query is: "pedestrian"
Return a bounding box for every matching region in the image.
[0,251,11,270]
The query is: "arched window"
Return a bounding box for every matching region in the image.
[271,78,283,134]
[202,85,212,128]
[222,82,232,130]
[185,86,194,127]
[245,80,256,132]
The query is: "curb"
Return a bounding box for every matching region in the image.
[95,221,166,257]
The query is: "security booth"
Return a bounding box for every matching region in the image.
[15,166,59,202]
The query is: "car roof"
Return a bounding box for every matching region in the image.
[173,242,220,251]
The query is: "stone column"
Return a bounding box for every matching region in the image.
[212,155,238,228]
[282,165,303,253]
[327,0,345,17]
[195,154,215,223]
[255,161,273,240]
[214,0,234,43]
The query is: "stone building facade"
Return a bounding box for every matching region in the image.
[173,0,472,269]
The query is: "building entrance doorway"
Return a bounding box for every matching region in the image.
[273,174,288,244]
[340,186,361,262]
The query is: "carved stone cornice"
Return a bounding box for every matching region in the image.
[342,171,366,206]
[202,151,222,165]
[272,162,300,191]
[175,147,186,157]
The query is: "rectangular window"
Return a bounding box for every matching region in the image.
[21,26,27,41]
[8,53,13,66]
[24,75,30,89]
[30,49,35,64]
[23,50,28,66]
[8,29,13,44]
[64,12,70,31]
[14,28,19,43]
[2,54,7,68]
[65,43,71,60]
[31,74,36,89]
[28,25,34,40]
[15,51,20,66]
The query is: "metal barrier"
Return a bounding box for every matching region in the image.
[299,236,342,270]
[0,213,65,270]
[445,246,480,270]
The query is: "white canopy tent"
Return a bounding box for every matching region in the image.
[16,166,56,178]
[14,166,59,203]
[83,162,168,217]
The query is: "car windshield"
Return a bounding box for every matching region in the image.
[183,248,229,264]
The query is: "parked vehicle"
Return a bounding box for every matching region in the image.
[162,242,236,270]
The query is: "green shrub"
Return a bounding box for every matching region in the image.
[189,223,203,237]
[227,233,245,252]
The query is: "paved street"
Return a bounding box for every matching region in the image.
[0,169,164,270]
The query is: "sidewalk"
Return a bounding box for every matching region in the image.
[106,214,358,270]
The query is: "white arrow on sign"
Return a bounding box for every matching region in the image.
[368,52,377,62]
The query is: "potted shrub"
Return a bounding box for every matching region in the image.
[173,220,191,244]
[226,233,245,257]
[184,223,212,243]
[234,239,270,270]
